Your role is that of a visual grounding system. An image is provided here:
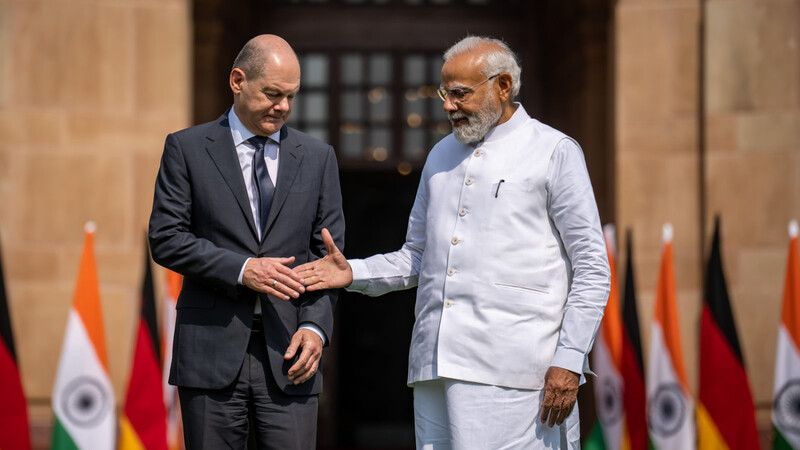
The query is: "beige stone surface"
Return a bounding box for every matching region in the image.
[18,151,131,244]
[0,110,67,147]
[617,117,698,157]
[617,155,702,255]
[616,2,699,123]
[738,112,800,152]
[707,0,800,113]
[135,5,190,112]
[735,247,786,402]
[0,0,7,108]
[103,287,138,401]
[98,4,137,112]
[63,110,182,150]
[706,113,738,152]
[706,152,799,247]
[10,282,74,398]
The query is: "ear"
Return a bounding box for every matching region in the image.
[230,68,246,95]
[496,73,513,103]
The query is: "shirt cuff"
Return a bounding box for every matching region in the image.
[299,323,327,345]
[238,258,251,285]
[345,259,369,292]
[550,347,587,375]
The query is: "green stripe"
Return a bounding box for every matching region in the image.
[51,416,79,450]
[774,425,793,450]
[583,422,607,450]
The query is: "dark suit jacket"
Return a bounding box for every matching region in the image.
[148,112,344,396]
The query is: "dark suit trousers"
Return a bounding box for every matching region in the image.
[178,322,318,449]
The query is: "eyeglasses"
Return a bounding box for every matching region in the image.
[437,74,500,103]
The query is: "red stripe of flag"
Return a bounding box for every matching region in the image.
[0,237,32,450]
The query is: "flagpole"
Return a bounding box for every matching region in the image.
[698,0,708,281]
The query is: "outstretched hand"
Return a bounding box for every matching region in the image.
[294,228,353,291]
[539,366,580,427]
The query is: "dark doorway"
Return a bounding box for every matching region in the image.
[193,1,613,447]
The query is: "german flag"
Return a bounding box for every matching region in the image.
[0,236,31,449]
[697,218,760,449]
[621,230,648,450]
[119,240,168,449]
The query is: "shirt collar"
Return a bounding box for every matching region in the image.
[228,107,281,146]
[482,103,529,143]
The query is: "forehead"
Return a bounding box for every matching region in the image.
[441,52,486,87]
[252,64,301,92]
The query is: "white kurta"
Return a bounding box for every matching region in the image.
[348,104,610,390]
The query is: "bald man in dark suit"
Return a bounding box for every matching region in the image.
[149,34,344,449]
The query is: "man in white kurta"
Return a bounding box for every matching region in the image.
[296,36,610,449]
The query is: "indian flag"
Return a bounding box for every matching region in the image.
[773,220,800,450]
[646,224,695,449]
[52,223,116,449]
[587,224,625,450]
[162,269,183,450]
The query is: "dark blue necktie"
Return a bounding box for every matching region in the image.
[249,136,275,234]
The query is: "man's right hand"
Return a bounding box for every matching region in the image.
[242,256,305,300]
[294,228,353,291]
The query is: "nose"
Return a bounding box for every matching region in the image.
[443,96,458,113]
[274,96,290,111]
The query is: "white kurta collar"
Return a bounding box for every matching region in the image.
[482,103,529,143]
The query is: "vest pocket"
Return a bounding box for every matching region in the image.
[486,181,533,229]
[494,281,550,295]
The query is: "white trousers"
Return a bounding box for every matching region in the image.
[413,378,580,450]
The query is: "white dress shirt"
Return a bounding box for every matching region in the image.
[347,104,610,390]
[228,108,325,343]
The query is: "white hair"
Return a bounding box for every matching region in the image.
[443,36,521,99]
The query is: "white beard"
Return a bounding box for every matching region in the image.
[449,95,503,144]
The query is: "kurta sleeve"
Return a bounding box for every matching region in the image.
[546,139,611,377]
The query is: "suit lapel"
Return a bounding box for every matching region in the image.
[262,126,304,239]
[205,114,259,241]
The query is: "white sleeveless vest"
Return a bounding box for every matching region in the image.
[408,115,576,390]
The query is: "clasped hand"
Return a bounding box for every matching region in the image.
[242,256,305,300]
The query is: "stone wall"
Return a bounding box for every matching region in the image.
[0,0,190,444]
[615,0,800,442]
